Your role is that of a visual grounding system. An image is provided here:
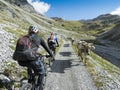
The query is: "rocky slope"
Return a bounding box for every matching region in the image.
[97,23,120,45]
[4,0,35,13]
[94,23,120,68]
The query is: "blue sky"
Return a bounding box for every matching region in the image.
[27,0,120,20]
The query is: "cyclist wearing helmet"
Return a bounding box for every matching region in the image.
[17,25,54,86]
[47,32,59,55]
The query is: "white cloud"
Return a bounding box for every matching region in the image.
[110,7,120,15]
[27,0,50,14]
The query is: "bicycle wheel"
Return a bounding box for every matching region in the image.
[36,75,46,90]
[53,49,56,56]
[20,83,32,90]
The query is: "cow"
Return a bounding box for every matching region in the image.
[77,41,95,65]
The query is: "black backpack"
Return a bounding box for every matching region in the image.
[13,35,36,61]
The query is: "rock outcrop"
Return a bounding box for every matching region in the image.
[4,0,35,13]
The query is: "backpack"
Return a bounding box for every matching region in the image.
[13,35,36,61]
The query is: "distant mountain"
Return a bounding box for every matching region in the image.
[93,14,120,24]
[51,17,64,21]
[51,14,120,37]
[97,23,120,44]
[78,14,120,35]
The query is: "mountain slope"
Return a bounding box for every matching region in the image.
[4,0,35,13]
[0,0,67,78]
[0,0,64,36]
[97,23,120,43]
[52,14,120,37]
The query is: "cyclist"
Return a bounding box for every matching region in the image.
[47,32,59,55]
[16,25,54,86]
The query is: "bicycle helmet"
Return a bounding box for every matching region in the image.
[29,25,39,34]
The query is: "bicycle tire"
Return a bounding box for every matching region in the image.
[40,56,48,89]
[53,49,56,56]
[42,64,48,89]
[42,74,47,89]
[20,83,32,90]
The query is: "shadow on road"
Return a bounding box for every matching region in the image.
[50,59,72,73]
[49,42,80,73]
[50,59,80,73]
[59,51,72,56]
[63,44,70,47]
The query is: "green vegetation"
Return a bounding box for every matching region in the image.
[86,58,104,88]
[86,51,120,88]
[3,26,27,37]
[54,19,84,32]
[3,61,17,76]
[9,45,15,50]
[3,60,27,79]
[2,60,27,89]
[61,21,83,30]
[90,51,120,74]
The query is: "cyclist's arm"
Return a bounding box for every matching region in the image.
[55,37,59,45]
[40,38,53,57]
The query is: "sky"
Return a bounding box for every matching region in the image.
[27,0,120,20]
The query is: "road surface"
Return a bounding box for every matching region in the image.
[44,40,97,90]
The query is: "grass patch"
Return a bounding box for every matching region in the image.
[86,51,120,88]
[86,59,104,88]
[9,45,15,50]
[3,26,27,37]
[90,51,120,74]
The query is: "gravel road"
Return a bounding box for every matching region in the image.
[44,40,97,90]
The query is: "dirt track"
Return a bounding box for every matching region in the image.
[44,40,97,90]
